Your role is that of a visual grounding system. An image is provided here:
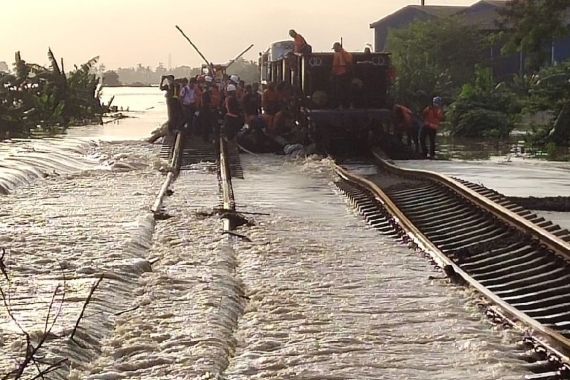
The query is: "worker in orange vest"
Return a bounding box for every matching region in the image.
[393,104,420,153]
[331,42,353,108]
[421,96,445,159]
[289,30,311,55]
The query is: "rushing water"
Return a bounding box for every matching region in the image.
[0,87,564,378]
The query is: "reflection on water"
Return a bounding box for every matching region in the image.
[66,87,166,141]
[437,135,570,161]
[437,136,516,160]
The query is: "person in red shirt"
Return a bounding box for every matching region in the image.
[222,84,243,140]
[421,96,445,159]
[289,30,311,55]
[393,104,420,153]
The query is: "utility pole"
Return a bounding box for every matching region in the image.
[421,0,425,5]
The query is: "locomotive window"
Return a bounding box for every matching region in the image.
[309,57,323,67]
[371,56,385,66]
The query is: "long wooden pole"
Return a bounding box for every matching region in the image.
[226,44,255,69]
[175,25,211,67]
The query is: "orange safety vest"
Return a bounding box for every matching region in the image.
[332,49,353,76]
[423,106,444,129]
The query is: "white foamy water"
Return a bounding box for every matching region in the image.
[0,86,545,378]
[221,154,528,379]
[0,141,165,378]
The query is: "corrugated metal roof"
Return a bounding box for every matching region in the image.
[408,5,468,17]
[370,1,570,30]
[454,0,508,30]
[370,5,467,28]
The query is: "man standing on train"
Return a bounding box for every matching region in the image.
[331,42,353,109]
[289,30,311,55]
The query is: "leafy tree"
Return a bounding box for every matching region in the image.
[225,58,259,84]
[387,18,488,111]
[0,61,8,73]
[0,50,104,138]
[102,70,121,87]
[447,66,520,138]
[498,0,570,72]
[525,61,570,145]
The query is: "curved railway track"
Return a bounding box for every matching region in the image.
[335,151,570,379]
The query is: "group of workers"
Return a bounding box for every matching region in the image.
[393,96,444,159]
[289,29,354,108]
[164,29,445,158]
[172,73,256,142]
[169,68,303,153]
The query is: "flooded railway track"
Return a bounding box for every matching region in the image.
[154,132,241,229]
[335,151,570,379]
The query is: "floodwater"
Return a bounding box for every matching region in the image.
[0,87,563,378]
[396,158,570,230]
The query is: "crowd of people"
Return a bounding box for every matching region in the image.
[160,29,445,159]
[160,67,308,154]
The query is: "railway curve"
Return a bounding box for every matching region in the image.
[334,152,570,378]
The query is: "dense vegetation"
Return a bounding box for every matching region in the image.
[388,18,487,111]
[498,0,570,71]
[0,50,104,139]
[387,1,570,148]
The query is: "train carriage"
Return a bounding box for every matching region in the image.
[260,41,394,153]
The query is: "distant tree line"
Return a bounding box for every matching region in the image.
[388,0,570,148]
[0,50,105,139]
[101,58,260,87]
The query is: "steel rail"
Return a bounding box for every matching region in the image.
[219,137,235,232]
[334,162,570,363]
[372,151,570,258]
[151,131,183,214]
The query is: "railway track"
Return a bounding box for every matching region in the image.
[155,131,240,232]
[335,152,570,379]
[157,132,570,377]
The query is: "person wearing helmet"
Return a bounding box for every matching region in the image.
[421,96,445,159]
[229,74,239,84]
[289,29,311,55]
[223,84,243,140]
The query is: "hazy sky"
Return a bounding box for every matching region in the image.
[1,0,479,70]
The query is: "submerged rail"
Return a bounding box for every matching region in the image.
[334,155,570,376]
[219,137,236,232]
[151,131,183,215]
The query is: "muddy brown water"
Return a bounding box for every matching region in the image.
[0,87,564,378]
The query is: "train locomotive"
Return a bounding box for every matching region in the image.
[259,41,394,153]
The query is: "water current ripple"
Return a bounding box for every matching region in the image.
[0,140,164,379]
[0,137,540,379]
[222,154,530,380]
